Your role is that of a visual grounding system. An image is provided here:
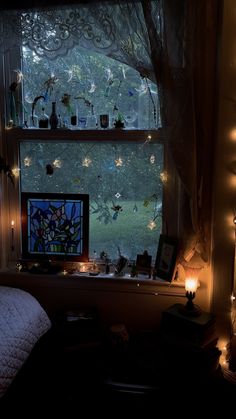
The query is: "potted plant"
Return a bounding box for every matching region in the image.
[114,113,125,129]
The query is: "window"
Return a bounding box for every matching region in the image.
[1,2,166,268]
[22,46,160,130]
[19,139,163,261]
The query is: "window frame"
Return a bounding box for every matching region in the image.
[0,27,170,275]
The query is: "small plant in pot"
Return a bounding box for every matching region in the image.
[114,113,125,129]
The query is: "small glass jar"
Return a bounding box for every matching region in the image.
[38,107,49,129]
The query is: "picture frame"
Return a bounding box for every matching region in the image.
[154,234,178,282]
[21,192,89,263]
[136,252,152,277]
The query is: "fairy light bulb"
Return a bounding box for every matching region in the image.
[82,157,92,167]
[53,158,62,168]
[11,167,19,177]
[147,220,156,230]
[115,157,123,167]
[160,171,168,183]
[24,156,32,167]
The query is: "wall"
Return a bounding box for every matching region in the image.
[211,0,236,354]
[0,271,188,333]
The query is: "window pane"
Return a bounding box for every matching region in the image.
[20,141,163,261]
[22,46,160,130]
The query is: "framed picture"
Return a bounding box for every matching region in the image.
[154,234,178,282]
[21,192,89,263]
[136,252,152,277]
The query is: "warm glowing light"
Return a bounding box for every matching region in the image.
[24,156,32,167]
[228,173,236,188]
[160,171,168,183]
[115,157,123,167]
[147,220,156,230]
[82,157,92,167]
[80,264,86,272]
[53,158,62,168]
[185,277,198,293]
[229,128,236,141]
[12,167,20,177]
[10,220,15,251]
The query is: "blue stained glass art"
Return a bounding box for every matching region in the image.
[21,192,89,262]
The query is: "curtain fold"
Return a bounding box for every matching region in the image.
[154,0,219,264]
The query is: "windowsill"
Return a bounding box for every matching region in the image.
[5,127,164,142]
[69,271,185,286]
[0,269,185,296]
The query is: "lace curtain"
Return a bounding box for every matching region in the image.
[0,0,220,265]
[0,2,159,80]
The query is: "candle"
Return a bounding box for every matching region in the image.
[11,220,15,251]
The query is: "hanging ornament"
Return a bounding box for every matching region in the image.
[115,192,121,199]
[150,154,155,164]
[144,134,152,144]
[73,178,81,184]
[111,204,123,220]
[46,164,54,175]
[88,82,96,93]
[64,69,73,82]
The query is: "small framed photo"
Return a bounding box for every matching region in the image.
[154,234,178,282]
[136,252,152,277]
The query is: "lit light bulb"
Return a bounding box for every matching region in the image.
[24,157,32,167]
[185,277,198,293]
[147,220,156,230]
[160,171,168,183]
[53,158,62,168]
[115,157,123,167]
[82,157,92,167]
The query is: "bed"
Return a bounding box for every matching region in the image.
[0,285,51,399]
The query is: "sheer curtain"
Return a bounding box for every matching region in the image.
[0,0,220,265]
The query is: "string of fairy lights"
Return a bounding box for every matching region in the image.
[7,130,168,236]
[18,134,168,231]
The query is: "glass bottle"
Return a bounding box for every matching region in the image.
[38,107,49,129]
[49,101,58,129]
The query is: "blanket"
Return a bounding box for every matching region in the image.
[0,286,51,398]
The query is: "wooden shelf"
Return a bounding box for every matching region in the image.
[5,127,164,143]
